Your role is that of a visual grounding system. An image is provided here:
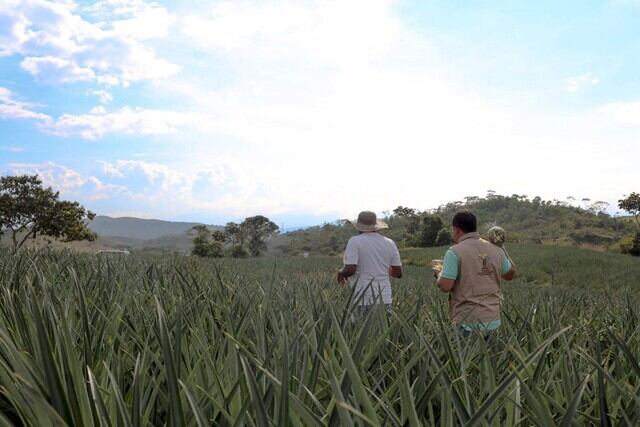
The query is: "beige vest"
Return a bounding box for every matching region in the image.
[449,232,504,324]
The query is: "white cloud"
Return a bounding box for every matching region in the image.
[564,72,599,92]
[166,1,638,218]
[4,161,125,201]
[1,86,213,140]
[21,56,96,83]
[0,86,52,122]
[2,1,638,221]
[88,0,176,40]
[182,0,402,68]
[0,0,179,87]
[44,106,212,139]
[100,159,192,196]
[90,89,113,103]
[92,159,343,218]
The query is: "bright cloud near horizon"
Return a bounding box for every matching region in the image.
[1,0,639,227]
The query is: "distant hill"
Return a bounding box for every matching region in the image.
[270,194,637,256]
[1,216,218,254]
[88,216,205,240]
[5,196,636,255]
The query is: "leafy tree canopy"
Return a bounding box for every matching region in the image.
[243,215,279,256]
[0,175,96,250]
[619,193,640,228]
[192,216,278,257]
[190,225,223,258]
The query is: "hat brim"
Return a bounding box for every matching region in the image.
[350,220,388,232]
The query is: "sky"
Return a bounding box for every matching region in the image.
[1,0,639,227]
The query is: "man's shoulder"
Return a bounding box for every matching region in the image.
[380,234,396,244]
[478,238,502,254]
[347,234,365,245]
[453,237,501,255]
[351,233,397,248]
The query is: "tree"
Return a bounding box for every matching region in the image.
[229,245,249,258]
[589,201,609,216]
[435,228,453,246]
[191,225,223,258]
[633,233,640,257]
[224,222,245,248]
[619,193,640,229]
[619,193,640,257]
[418,215,444,247]
[242,215,279,256]
[392,206,416,218]
[0,175,96,250]
[532,196,542,207]
[210,230,227,242]
[464,195,480,205]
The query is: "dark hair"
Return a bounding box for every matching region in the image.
[452,210,477,233]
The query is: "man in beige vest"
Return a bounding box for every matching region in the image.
[432,211,516,336]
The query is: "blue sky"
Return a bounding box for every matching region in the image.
[1,0,639,227]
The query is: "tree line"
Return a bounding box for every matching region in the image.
[190,216,279,258]
[273,193,640,256]
[1,175,638,257]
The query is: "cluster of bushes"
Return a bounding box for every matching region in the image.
[391,207,452,248]
[619,232,640,256]
[191,215,278,258]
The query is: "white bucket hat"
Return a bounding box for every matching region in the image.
[350,211,388,232]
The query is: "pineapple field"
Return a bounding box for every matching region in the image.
[0,245,639,426]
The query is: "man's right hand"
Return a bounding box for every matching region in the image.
[337,265,357,284]
[432,265,443,278]
[337,270,347,284]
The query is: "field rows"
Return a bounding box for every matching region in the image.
[0,248,639,426]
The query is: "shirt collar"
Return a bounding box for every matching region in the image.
[458,232,480,243]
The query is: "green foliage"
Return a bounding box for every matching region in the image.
[416,215,444,247]
[194,217,278,258]
[192,240,223,258]
[435,228,453,246]
[191,225,224,258]
[274,194,636,256]
[224,222,244,247]
[392,206,416,217]
[618,192,640,229]
[223,217,278,257]
[229,244,249,258]
[620,232,640,256]
[0,247,639,425]
[243,215,279,256]
[0,175,96,250]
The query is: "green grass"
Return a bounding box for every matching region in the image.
[401,243,640,288]
[0,246,639,426]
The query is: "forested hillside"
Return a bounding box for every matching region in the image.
[270,194,636,256]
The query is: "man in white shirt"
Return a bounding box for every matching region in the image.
[337,211,403,313]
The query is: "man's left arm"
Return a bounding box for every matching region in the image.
[389,242,403,279]
[501,254,516,281]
